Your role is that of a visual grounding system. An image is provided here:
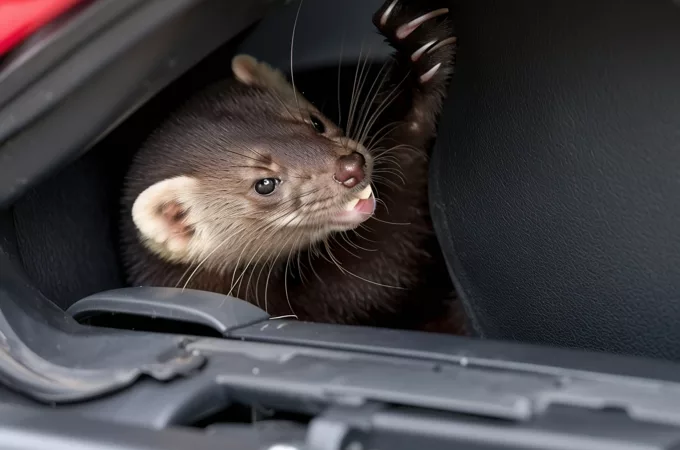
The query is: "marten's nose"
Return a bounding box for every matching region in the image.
[334,152,365,188]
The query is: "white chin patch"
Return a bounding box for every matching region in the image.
[343,185,373,211]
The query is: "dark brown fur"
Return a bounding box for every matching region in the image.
[120,0,461,333]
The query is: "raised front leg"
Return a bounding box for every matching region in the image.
[372,0,456,145]
[280,0,460,332]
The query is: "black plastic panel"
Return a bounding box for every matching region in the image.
[8,328,680,447]
[5,272,680,445]
[0,404,261,450]
[429,0,680,361]
[68,287,270,335]
[0,0,273,208]
[4,1,680,448]
[238,0,388,72]
[231,320,680,384]
[0,251,206,404]
[0,1,141,112]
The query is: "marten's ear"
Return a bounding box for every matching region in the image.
[232,54,297,98]
[131,176,198,259]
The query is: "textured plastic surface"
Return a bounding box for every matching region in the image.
[238,0,387,72]
[0,1,140,108]
[231,320,680,384]
[203,337,680,429]
[0,249,206,403]
[8,330,680,449]
[429,0,680,361]
[68,287,270,335]
[11,317,680,433]
[3,400,680,450]
[0,404,260,450]
[0,0,272,208]
[365,406,680,450]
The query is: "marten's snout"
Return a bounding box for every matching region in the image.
[334,152,366,188]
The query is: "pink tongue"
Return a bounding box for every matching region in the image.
[354,195,377,215]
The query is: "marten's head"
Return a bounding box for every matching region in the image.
[123,55,375,271]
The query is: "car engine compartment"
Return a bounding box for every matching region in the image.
[2,0,680,448]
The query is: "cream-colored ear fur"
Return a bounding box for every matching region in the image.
[231,54,298,101]
[131,176,199,259]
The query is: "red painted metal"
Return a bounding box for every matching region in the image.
[0,0,84,56]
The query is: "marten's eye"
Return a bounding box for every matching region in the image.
[254,178,280,196]
[310,115,326,134]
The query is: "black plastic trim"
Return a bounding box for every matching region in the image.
[0,252,205,404]
[0,1,140,109]
[17,321,680,431]
[0,404,262,450]
[0,309,204,404]
[67,287,271,336]
[230,320,680,385]
[0,0,273,208]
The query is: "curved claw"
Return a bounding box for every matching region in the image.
[427,36,458,55]
[411,40,437,62]
[396,8,450,40]
[380,0,399,26]
[419,62,442,84]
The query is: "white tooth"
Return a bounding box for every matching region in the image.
[358,185,373,200]
[343,198,361,211]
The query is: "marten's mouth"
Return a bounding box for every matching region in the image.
[329,185,376,228]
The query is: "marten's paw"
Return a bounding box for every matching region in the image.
[373,0,456,86]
